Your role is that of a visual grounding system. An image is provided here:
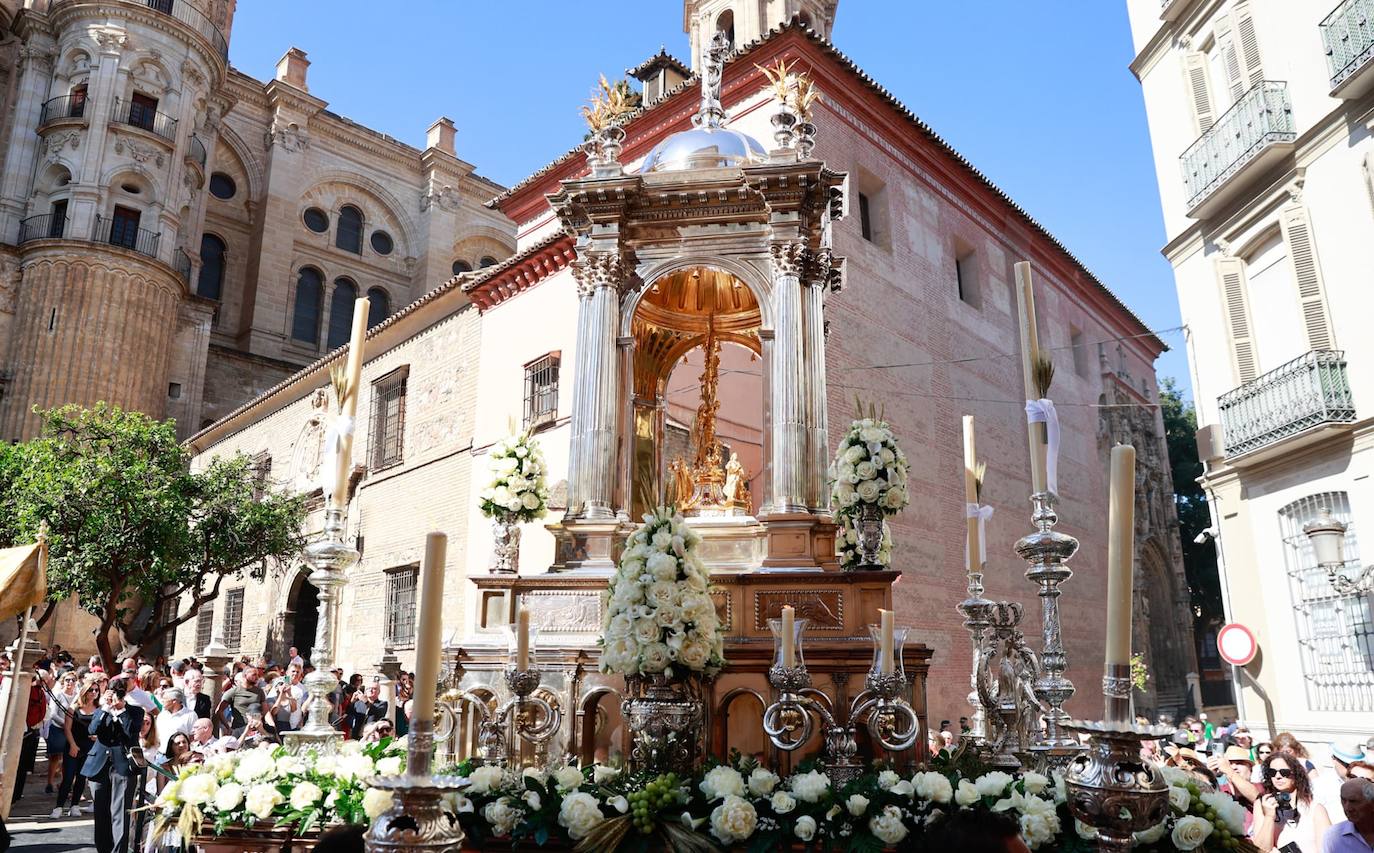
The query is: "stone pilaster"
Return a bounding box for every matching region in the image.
[0,43,56,241]
[802,248,832,511]
[768,240,808,514]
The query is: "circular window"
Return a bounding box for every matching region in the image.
[452,260,472,275]
[479,256,498,268]
[370,230,393,255]
[120,183,141,194]
[303,207,329,233]
[209,173,236,200]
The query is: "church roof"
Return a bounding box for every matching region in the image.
[626,47,691,80]
[487,19,1162,352]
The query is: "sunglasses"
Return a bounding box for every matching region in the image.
[1267,768,1294,779]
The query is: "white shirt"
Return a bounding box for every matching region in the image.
[267,681,308,728]
[125,687,157,713]
[155,705,197,756]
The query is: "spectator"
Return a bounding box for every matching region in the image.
[215,667,266,737]
[924,807,1030,853]
[288,647,305,668]
[11,660,47,803]
[346,681,388,740]
[45,669,81,794]
[1275,732,1317,771]
[189,718,236,756]
[267,663,307,733]
[1333,742,1369,781]
[1253,751,1331,853]
[154,688,197,757]
[184,668,212,720]
[1322,778,1374,853]
[1348,762,1374,783]
[1211,745,1261,805]
[84,678,145,853]
[361,719,394,743]
[52,678,98,819]
[237,709,275,749]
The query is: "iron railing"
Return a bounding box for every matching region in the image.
[49,1,227,60]
[18,213,68,243]
[110,97,178,142]
[95,214,161,258]
[1321,0,1374,89]
[186,133,206,167]
[1218,350,1356,456]
[38,94,88,125]
[174,247,192,283]
[1180,81,1295,210]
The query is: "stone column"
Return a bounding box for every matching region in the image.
[802,250,831,511]
[0,44,56,240]
[581,254,622,519]
[769,241,807,514]
[615,336,635,518]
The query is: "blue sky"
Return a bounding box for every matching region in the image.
[229,1,1191,395]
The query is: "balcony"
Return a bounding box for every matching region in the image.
[186,134,206,168]
[1160,0,1197,23]
[94,214,161,259]
[1218,350,1356,460]
[1181,81,1296,218]
[37,94,88,127]
[110,98,178,142]
[52,0,228,60]
[174,247,192,284]
[18,214,68,243]
[1322,0,1374,98]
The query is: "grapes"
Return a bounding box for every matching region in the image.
[627,774,682,834]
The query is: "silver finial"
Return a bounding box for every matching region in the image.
[694,30,730,130]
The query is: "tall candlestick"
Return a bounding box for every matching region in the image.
[1014,262,1048,495]
[516,608,531,671]
[963,415,981,575]
[412,531,447,724]
[330,296,371,511]
[1105,445,1136,666]
[781,605,796,669]
[879,609,894,674]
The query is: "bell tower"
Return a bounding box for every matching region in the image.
[684,0,837,69]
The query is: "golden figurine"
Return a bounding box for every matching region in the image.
[723,452,751,511]
[666,457,695,510]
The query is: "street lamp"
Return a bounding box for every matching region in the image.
[1302,507,1374,596]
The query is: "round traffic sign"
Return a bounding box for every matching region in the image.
[1217,622,1257,666]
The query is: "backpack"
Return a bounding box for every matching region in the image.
[25,682,45,729]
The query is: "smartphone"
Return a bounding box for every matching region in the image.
[1210,741,1226,757]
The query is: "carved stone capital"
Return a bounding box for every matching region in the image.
[769,241,807,280]
[94,29,130,54]
[18,45,56,69]
[572,252,624,299]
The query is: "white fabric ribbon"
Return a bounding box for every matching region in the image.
[965,502,995,569]
[1024,398,1061,496]
[320,415,355,503]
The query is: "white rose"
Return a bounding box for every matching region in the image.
[592,765,620,784]
[557,791,605,841]
[877,770,901,790]
[522,766,548,786]
[869,804,909,846]
[844,445,865,463]
[276,756,306,776]
[846,793,869,816]
[834,481,856,504]
[1168,784,1193,813]
[1134,820,1168,845]
[376,756,403,777]
[180,773,219,806]
[770,791,797,814]
[362,788,394,821]
[859,426,885,443]
[521,491,541,510]
[795,814,817,841]
[975,771,1015,798]
[651,529,673,549]
[789,769,830,803]
[233,749,276,784]
[748,768,779,797]
[1021,772,1050,795]
[467,764,506,794]
[856,479,882,503]
[955,779,980,806]
[647,551,679,581]
[245,783,283,820]
[700,765,746,802]
[554,765,584,790]
[1076,819,1098,841]
[482,797,523,838]
[640,642,671,673]
[883,487,906,510]
[913,771,954,804]
[709,795,757,844]
[1021,812,1059,849]
[289,782,323,811]
[1052,771,1068,805]
[855,460,878,481]
[1171,815,1214,851]
[211,781,242,812]
[1160,766,1192,788]
[523,790,542,811]
[890,779,914,797]
[337,754,375,781]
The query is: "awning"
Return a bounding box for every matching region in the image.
[0,542,46,623]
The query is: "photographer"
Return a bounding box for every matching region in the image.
[83,677,146,853]
[1252,752,1331,853]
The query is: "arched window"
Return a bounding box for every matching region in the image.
[336,205,363,254]
[366,287,389,328]
[197,233,226,300]
[716,9,735,46]
[479,256,498,268]
[327,278,359,349]
[452,259,472,275]
[291,267,323,344]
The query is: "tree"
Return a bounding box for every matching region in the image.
[0,404,306,670]
[1158,378,1223,619]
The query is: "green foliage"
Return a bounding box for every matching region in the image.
[1158,379,1223,620]
[0,404,307,666]
[1131,651,1150,693]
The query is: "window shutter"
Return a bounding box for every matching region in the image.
[1184,52,1216,134]
[1280,204,1334,351]
[1216,257,1258,383]
[1214,16,1247,101]
[1232,1,1264,87]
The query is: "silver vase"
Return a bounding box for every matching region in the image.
[855,502,885,569]
[622,672,704,776]
[489,514,521,574]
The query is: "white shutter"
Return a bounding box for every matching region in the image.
[1185,52,1216,134]
[1232,1,1264,87]
[1216,257,1259,383]
[1279,204,1335,351]
[1215,15,1247,101]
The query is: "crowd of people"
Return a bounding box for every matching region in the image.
[3,643,415,853]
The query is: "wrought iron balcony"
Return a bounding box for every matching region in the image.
[186,134,207,168]
[38,94,88,126]
[1180,81,1295,217]
[18,213,68,243]
[1218,350,1356,457]
[141,0,228,59]
[1322,0,1374,97]
[174,247,192,283]
[94,214,161,259]
[110,98,178,142]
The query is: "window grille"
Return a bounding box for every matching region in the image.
[371,369,408,470]
[223,588,245,651]
[385,566,418,646]
[524,354,560,430]
[1279,491,1374,712]
[195,603,214,652]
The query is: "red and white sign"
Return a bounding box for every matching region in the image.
[1217,622,1258,666]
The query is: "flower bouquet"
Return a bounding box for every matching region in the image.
[1068,764,1254,852]
[829,409,910,569]
[479,431,549,573]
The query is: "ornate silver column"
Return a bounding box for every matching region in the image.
[567,253,622,520]
[769,241,808,514]
[801,250,831,510]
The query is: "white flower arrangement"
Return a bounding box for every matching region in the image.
[599,506,725,677]
[828,416,910,515]
[478,431,549,522]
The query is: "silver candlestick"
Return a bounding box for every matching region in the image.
[1014,491,1083,767]
[364,717,466,852]
[459,667,562,769]
[1062,702,1176,853]
[285,505,357,755]
[958,570,994,747]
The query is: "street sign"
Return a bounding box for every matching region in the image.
[1217,622,1257,666]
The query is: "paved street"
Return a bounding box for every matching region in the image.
[5,754,97,852]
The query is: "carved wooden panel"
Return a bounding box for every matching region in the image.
[753,590,843,631]
[519,591,602,633]
[710,590,732,630]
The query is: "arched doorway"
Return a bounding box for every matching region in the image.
[288,572,320,665]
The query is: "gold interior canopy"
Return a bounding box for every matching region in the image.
[631,267,760,399]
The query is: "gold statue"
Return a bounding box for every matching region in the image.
[683,319,727,512]
[667,458,695,510]
[723,452,750,510]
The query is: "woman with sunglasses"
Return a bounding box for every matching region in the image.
[53,679,98,818]
[44,671,81,795]
[1252,752,1330,852]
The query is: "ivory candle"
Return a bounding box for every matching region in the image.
[1105,445,1136,666]
[516,608,531,671]
[1014,262,1048,495]
[879,608,894,674]
[962,415,981,575]
[781,605,796,669]
[330,296,371,511]
[412,531,447,724]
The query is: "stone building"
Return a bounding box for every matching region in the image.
[0,0,512,441]
[1127,0,1374,743]
[177,2,1199,724]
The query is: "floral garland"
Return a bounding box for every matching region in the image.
[1069,764,1250,852]
[599,507,725,678]
[479,431,550,522]
[835,513,893,572]
[151,739,406,840]
[829,415,909,568]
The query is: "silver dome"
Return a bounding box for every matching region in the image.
[639,126,768,173]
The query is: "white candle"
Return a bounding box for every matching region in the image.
[1106,445,1136,666]
[781,605,796,669]
[411,531,447,723]
[331,296,371,511]
[962,415,981,575]
[516,609,531,671]
[879,608,894,674]
[1014,262,1048,495]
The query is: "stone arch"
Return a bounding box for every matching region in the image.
[452,234,510,268]
[623,253,775,337]
[299,170,417,257]
[129,52,173,97]
[1137,536,1191,714]
[54,47,91,87]
[577,686,624,766]
[214,122,264,205]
